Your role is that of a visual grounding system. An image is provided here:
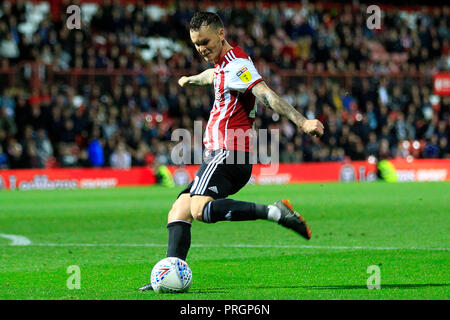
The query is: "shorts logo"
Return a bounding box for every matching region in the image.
[208,186,218,194]
[237,67,252,83]
[215,90,222,101]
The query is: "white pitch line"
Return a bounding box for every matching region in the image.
[17,243,450,251]
[0,233,31,246]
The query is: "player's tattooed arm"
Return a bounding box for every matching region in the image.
[178,68,215,87]
[252,81,324,137]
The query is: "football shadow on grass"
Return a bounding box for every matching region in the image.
[247,283,450,290]
[307,283,450,290]
[189,289,229,294]
[189,283,450,294]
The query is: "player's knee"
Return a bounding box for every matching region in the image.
[191,211,203,222]
[168,204,181,221]
[168,194,192,223]
[190,201,204,221]
[190,196,213,222]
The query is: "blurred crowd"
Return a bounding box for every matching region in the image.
[0,0,449,169]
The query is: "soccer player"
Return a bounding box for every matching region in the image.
[140,12,324,291]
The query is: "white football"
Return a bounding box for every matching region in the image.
[150,257,192,293]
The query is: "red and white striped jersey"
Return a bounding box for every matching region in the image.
[204,46,263,152]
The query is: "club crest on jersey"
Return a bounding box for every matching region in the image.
[237,67,252,83]
[215,90,222,101]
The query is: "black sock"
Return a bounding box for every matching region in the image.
[166,220,191,261]
[202,199,268,223]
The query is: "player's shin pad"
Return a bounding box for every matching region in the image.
[166,221,191,261]
[202,199,268,223]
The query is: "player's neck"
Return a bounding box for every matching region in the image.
[215,41,233,64]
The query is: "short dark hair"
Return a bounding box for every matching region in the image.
[189,12,224,31]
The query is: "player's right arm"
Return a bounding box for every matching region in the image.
[178,68,215,87]
[251,81,324,137]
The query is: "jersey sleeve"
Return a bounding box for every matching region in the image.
[226,58,263,94]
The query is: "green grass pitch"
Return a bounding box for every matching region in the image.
[0,182,449,300]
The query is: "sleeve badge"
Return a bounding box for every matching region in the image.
[236,67,252,83]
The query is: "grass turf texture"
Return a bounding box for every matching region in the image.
[0,182,449,300]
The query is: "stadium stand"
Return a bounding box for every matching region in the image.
[0,0,448,169]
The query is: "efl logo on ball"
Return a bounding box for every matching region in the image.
[150,257,192,293]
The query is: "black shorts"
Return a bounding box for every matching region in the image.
[178,149,252,200]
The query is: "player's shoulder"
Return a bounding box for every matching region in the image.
[231,46,249,60]
[224,46,255,70]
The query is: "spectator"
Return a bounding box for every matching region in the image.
[7,138,27,169]
[0,145,8,168]
[131,141,151,167]
[110,141,131,169]
[423,134,440,158]
[36,129,53,167]
[60,119,76,143]
[0,107,17,137]
[280,142,302,163]
[366,132,380,157]
[0,33,19,59]
[87,128,105,168]
[58,143,79,167]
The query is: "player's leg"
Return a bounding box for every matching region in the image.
[166,193,192,261]
[189,150,272,223]
[191,194,311,240]
[139,193,192,291]
[190,195,268,222]
[161,153,221,263]
[189,149,264,221]
[190,150,311,240]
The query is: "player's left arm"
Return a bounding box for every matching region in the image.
[251,81,324,137]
